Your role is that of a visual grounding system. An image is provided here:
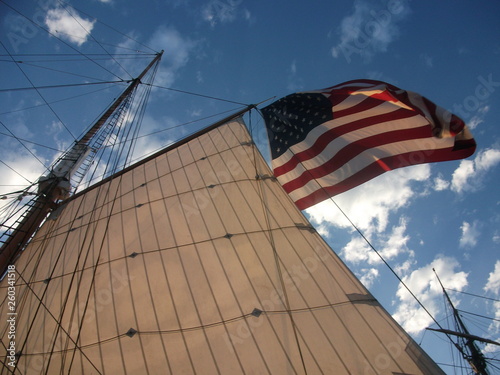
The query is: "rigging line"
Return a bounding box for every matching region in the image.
[146,159,196,373]
[44,180,120,374]
[0,0,125,81]
[0,84,118,116]
[0,189,35,201]
[0,41,77,141]
[0,132,63,152]
[248,111,309,375]
[254,106,446,334]
[328,197,443,328]
[457,309,500,323]
[185,126,271,372]
[0,80,126,93]
[0,120,51,171]
[8,271,104,374]
[447,288,500,303]
[101,106,248,151]
[0,160,33,185]
[55,0,133,80]
[146,83,249,105]
[146,164,221,374]
[0,185,36,189]
[95,106,250,177]
[12,306,274,356]
[124,57,161,167]
[5,60,124,83]
[0,55,154,64]
[189,124,279,373]
[57,0,158,54]
[1,53,156,57]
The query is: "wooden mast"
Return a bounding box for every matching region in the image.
[0,51,163,275]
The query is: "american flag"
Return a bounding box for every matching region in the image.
[262,79,476,210]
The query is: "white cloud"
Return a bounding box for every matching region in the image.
[459,220,480,248]
[340,218,414,288]
[341,236,374,265]
[129,114,176,162]
[306,164,430,233]
[148,26,197,88]
[483,261,500,351]
[331,0,410,62]
[359,268,379,288]
[484,260,500,295]
[467,105,489,130]
[115,26,196,88]
[493,230,500,244]
[202,0,244,27]
[379,217,413,261]
[450,160,474,193]
[0,144,47,227]
[433,174,449,191]
[419,53,433,68]
[45,6,95,46]
[451,147,500,193]
[287,59,304,92]
[392,256,468,334]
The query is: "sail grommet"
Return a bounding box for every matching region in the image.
[251,308,262,317]
[126,328,137,338]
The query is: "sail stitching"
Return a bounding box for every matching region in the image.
[247,114,310,374]
[152,150,198,372]
[162,145,224,375]
[194,123,278,372]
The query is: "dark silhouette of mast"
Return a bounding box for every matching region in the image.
[0,51,163,275]
[431,269,493,375]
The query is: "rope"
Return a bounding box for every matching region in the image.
[0,40,77,141]
[147,83,249,105]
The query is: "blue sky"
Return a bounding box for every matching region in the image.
[1,0,500,372]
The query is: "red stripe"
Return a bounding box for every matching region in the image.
[330,94,396,120]
[280,125,434,193]
[274,108,419,176]
[292,144,476,210]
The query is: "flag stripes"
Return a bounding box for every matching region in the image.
[262,80,476,210]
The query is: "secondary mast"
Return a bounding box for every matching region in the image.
[430,269,493,375]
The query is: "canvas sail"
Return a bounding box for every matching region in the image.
[0,118,444,374]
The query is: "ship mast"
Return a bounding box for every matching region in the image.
[430,269,493,375]
[0,51,163,275]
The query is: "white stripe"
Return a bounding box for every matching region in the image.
[281,135,456,202]
[273,99,414,168]
[274,114,429,184]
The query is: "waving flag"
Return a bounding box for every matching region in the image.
[262,79,476,210]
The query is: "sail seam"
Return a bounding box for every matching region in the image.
[248,114,310,374]
[17,298,381,357]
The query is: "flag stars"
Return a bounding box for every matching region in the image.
[262,92,334,158]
